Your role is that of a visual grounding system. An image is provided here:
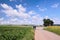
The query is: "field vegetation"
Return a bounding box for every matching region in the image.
[0,25,34,40]
[44,26,60,35]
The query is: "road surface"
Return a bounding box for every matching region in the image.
[35,27,60,40]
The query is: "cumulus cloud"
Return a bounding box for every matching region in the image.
[0,17,23,25]
[28,11,36,15]
[1,4,18,17]
[16,4,26,12]
[52,18,60,24]
[0,3,43,25]
[0,4,13,10]
[51,3,59,8]
[31,14,43,25]
[1,3,30,19]
[1,3,60,25]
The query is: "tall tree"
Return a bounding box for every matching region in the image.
[43,19,54,26]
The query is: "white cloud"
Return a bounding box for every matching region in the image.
[1,4,30,19]
[0,3,19,17]
[28,11,36,15]
[0,17,22,25]
[0,3,43,25]
[32,15,42,21]
[1,3,60,25]
[36,5,47,12]
[2,9,18,17]
[10,18,18,21]
[51,3,59,8]
[0,3,13,10]
[52,18,60,24]
[44,16,49,19]
[16,4,26,12]
[31,15,43,25]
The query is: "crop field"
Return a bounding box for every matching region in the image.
[0,25,34,40]
[44,26,60,35]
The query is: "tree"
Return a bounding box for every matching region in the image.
[43,19,54,26]
[50,20,54,26]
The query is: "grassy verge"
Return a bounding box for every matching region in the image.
[44,26,60,35]
[0,25,34,40]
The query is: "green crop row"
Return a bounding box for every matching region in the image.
[0,25,34,40]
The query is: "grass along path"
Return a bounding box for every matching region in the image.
[44,26,60,35]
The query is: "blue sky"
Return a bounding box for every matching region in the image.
[0,0,60,25]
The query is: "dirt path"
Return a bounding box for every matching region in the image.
[35,27,60,40]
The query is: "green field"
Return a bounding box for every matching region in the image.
[44,26,60,35]
[0,25,34,40]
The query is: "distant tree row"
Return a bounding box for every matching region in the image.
[43,19,54,26]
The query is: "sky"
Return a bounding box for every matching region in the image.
[0,0,60,25]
